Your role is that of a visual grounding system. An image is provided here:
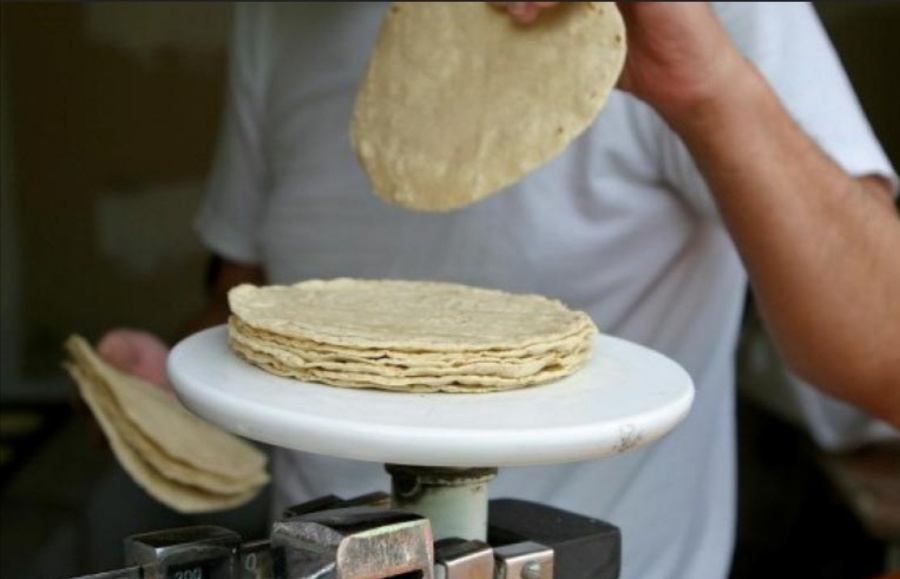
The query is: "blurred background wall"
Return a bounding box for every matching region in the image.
[1,3,229,395]
[0,3,897,579]
[0,5,266,579]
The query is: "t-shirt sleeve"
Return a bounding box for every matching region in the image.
[194,3,271,265]
[725,1,898,191]
[661,2,898,210]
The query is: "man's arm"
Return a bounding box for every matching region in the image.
[674,73,899,425]
[501,3,900,425]
[619,3,900,426]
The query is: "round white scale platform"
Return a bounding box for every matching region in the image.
[168,326,694,468]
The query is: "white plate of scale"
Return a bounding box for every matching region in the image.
[168,326,694,467]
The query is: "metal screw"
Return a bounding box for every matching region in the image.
[521,561,542,579]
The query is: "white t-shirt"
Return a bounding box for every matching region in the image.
[195,3,896,578]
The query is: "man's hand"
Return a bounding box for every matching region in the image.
[613,3,750,125]
[97,329,172,391]
[490,2,559,25]
[491,3,750,126]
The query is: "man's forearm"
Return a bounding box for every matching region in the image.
[665,62,900,425]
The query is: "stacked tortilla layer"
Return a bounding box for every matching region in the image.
[228,279,596,393]
[63,335,269,513]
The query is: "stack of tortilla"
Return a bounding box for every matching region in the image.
[351,2,626,211]
[227,278,596,393]
[63,335,269,513]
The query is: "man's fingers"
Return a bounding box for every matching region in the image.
[515,5,542,24]
[96,329,173,391]
[490,2,559,24]
[97,332,139,373]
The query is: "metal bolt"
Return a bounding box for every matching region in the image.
[521,560,542,579]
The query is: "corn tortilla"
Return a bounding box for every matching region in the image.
[63,336,268,512]
[228,279,596,393]
[65,363,261,513]
[351,2,626,211]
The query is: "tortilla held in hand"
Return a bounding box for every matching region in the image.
[63,335,269,514]
[351,2,626,211]
[227,278,597,393]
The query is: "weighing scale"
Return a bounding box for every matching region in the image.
[69,325,694,579]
